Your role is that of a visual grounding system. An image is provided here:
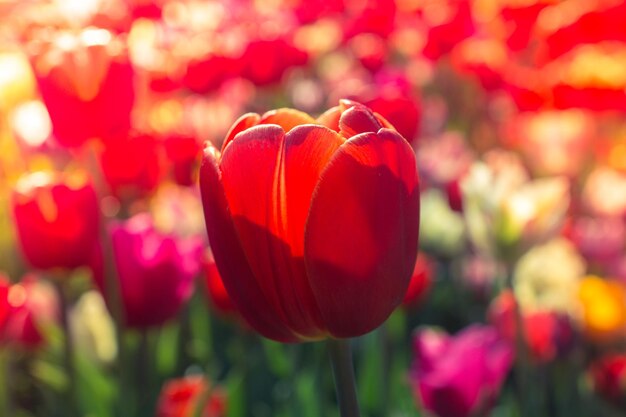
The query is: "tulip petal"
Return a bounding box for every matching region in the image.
[316,106,341,132]
[304,128,420,337]
[339,104,384,138]
[200,144,297,342]
[219,125,327,339]
[260,108,315,132]
[373,111,397,131]
[222,113,260,152]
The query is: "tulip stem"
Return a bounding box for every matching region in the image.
[53,279,77,416]
[328,338,361,417]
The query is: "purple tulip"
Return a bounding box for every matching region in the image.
[410,324,513,417]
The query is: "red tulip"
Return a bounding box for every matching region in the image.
[12,171,100,270]
[32,28,134,148]
[488,290,574,363]
[183,55,237,94]
[164,134,201,187]
[200,100,420,342]
[542,2,626,60]
[590,354,626,406]
[239,39,308,86]
[156,375,227,417]
[364,93,421,144]
[0,274,59,349]
[99,132,162,198]
[420,0,475,61]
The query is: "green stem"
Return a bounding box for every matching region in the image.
[328,338,361,417]
[0,349,12,416]
[504,268,532,417]
[53,279,77,416]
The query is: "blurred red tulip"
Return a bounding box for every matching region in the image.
[345,0,397,39]
[32,28,134,148]
[12,171,100,270]
[156,375,227,417]
[200,100,420,342]
[543,2,626,60]
[501,2,550,52]
[164,134,201,187]
[402,253,433,308]
[364,93,421,144]
[590,354,626,406]
[0,274,59,349]
[239,39,308,86]
[488,290,574,363]
[291,0,345,24]
[420,0,475,60]
[183,55,237,94]
[552,84,626,112]
[104,214,202,328]
[99,132,162,198]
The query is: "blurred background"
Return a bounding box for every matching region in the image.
[2,0,626,416]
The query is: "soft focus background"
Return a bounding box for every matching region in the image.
[2,0,626,416]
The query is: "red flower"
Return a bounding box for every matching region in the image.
[183,55,237,94]
[488,290,573,363]
[99,132,162,198]
[156,375,227,417]
[590,354,626,406]
[420,0,475,60]
[164,134,201,187]
[200,100,420,342]
[365,93,421,144]
[32,29,134,148]
[239,39,308,86]
[12,171,100,270]
[0,274,59,349]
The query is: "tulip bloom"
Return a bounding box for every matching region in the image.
[99,132,162,198]
[200,100,420,342]
[590,354,626,406]
[106,214,201,328]
[12,171,100,270]
[410,325,513,417]
[0,274,59,348]
[32,28,134,148]
[488,291,574,363]
[156,375,227,417]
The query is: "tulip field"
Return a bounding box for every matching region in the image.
[3,0,626,416]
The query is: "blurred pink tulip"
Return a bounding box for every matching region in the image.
[410,324,513,417]
[103,214,202,328]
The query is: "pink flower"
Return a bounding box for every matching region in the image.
[410,324,513,417]
[103,214,202,328]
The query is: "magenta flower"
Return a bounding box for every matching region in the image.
[410,324,513,417]
[105,214,202,328]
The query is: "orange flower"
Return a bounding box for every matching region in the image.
[579,276,626,341]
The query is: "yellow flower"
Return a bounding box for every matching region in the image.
[579,276,626,341]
